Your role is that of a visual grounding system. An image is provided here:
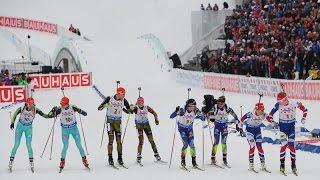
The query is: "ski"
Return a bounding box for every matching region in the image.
[261,168,271,173]
[248,168,259,173]
[155,160,168,164]
[222,163,231,168]
[118,164,129,169]
[192,166,205,171]
[292,170,298,176]
[280,171,287,176]
[137,162,144,167]
[109,165,119,170]
[180,166,191,172]
[209,163,225,169]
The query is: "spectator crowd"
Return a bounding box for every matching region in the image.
[200,2,229,11]
[199,0,320,80]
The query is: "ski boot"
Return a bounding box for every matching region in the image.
[154,152,161,161]
[280,159,285,173]
[291,158,297,174]
[223,153,228,166]
[137,154,142,164]
[8,157,14,172]
[82,156,89,167]
[117,155,124,165]
[59,159,65,169]
[260,158,266,170]
[249,159,254,171]
[181,157,186,167]
[192,156,198,168]
[108,154,114,166]
[211,155,217,165]
[29,158,34,172]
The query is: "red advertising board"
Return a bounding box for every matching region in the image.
[220,76,240,93]
[0,16,57,34]
[281,81,305,100]
[204,73,221,90]
[31,73,91,89]
[304,81,320,100]
[0,86,26,103]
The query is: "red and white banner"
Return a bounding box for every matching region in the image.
[204,73,221,90]
[280,80,305,100]
[0,86,26,103]
[31,72,91,89]
[304,81,320,100]
[175,69,320,101]
[239,76,259,95]
[0,16,57,34]
[220,75,240,93]
[258,78,280,97]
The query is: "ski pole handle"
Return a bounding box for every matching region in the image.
[258,93,263,103]
[61,87,65,96]
[280,83,285,92]
[187,88,191,99]
[138,87,141,97]
[116,81,120,89]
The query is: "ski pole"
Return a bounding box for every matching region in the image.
[40,115,57,158]
[100,115,107,148]
[258,93,263,103]
[208,120,214,146]
[121,113,131,144]
[187,88,191,99]
[280,83,285,92]
[61,87,65,97]
[222,88,225,96]
[79,114,89,155]
[9,111,12,122]
[138,87,141,97]
[202,118,205,168]
[169,116,178,168]
[240,105,244,137]
[49,112,57,160]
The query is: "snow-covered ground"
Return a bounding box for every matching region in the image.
[0,0,319,179]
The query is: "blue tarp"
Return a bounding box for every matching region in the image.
[311,129,320,135]
[262,136,320,154]
[300,127,310,132]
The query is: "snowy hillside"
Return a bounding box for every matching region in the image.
[0,0,319,179]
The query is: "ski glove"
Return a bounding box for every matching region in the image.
[10,123,14,130]
[271,121,279,129]
[98,103,109,111]
[130,104,135,111]
[155,117,159,125]
[80,110,87,116]
[49,106,58,116]
[175,106,180,114]
[301,117,306,124]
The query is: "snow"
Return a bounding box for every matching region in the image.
[0,0,320,179]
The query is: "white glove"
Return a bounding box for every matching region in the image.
[301,118,306,124]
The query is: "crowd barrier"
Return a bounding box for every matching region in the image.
[175,69,320,100]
